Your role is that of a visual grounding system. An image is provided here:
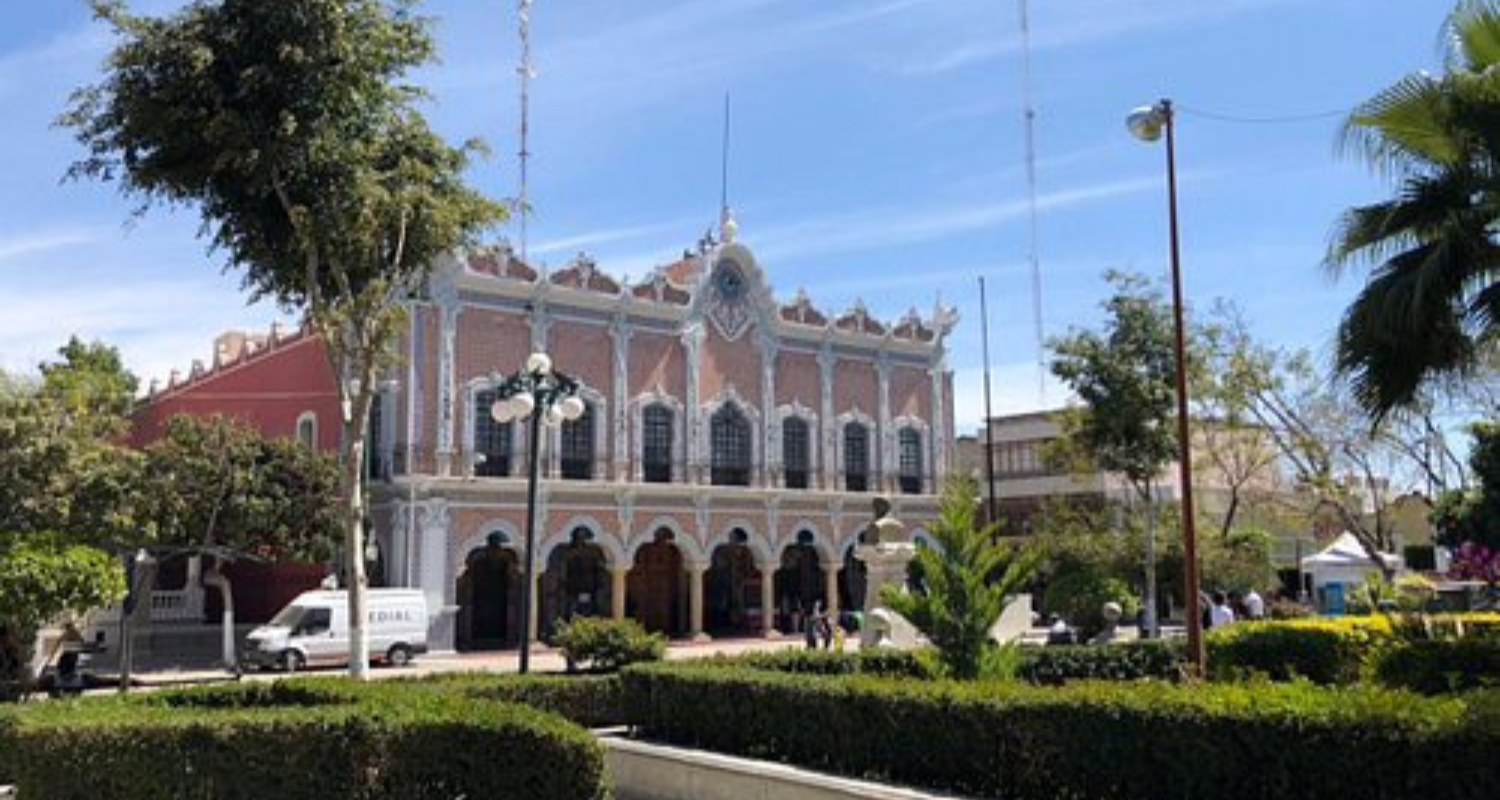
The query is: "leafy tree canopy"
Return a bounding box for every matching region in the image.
[881,477,1039,680]
[1048,271,1178,496]
[1327,0,1500,418]
[141,414,342,561]
[39,336,138,426]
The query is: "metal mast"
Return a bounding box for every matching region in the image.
[517,0,535,262]
[1018,0,1044,402]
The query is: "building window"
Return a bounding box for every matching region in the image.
[474,389,513,477]
[560,402,595,480]
[783,417,810,489]
[710,404,752,486]
[368,397,386,480]
[296,412,317,449]
[642,403,673,483]
[898,428,922,494]
[844,422,869,492]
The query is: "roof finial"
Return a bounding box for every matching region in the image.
[717,92,737,244]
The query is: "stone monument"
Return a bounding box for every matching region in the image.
[855,497,919,649]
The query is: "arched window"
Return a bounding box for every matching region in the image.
[844,422,869,492]
[782,417,810,489]
[474,389,513,477]
[642,404,674,483]
[560,401,595,480]
[899,428,923,494]
[296,412,317,449]
[710,404,752,486]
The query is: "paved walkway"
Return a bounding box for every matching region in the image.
[110,635,805,689]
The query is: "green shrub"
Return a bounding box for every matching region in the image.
[738,647,936,678]
[0,678,606,800]
[1372,639,1500,695]
[1019,639,1184,684]
[427,673,625,729]
[1207,617,1392,684]
[554,616,665,673]
[1043,569,1139,640]
[622,662,1498,800]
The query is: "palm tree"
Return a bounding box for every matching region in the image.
[1327,0,1500,419]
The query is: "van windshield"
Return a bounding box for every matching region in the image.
[269,605,308,628]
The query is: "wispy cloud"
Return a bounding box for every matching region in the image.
[753,174,1165,264]
[529,217,697,259]
[901,0,1311,75]
[0,227,107,264]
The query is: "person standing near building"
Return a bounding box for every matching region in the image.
[1243,588,1265,620]
[1209,592,1236,629]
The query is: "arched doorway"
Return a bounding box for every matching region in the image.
[456,532,522,651]
[774,532,825,634]
[628,528,684,636]
[706,530,761,636]
[541,527,610,639]
[838,544,867,613]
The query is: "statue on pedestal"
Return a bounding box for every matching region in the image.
[854,497,919,649]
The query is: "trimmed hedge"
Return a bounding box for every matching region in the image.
[622,662,1499,800]
[0,679,606,800]
[1020,639,1184,683]
[553,617,665,673]
[1206,616,1392,684]
[1372,639,1500,695]
[417,672,625,729]
[738,647,936,679]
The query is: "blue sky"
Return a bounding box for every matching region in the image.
[0,0,1452,433]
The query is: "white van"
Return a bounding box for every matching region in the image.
[243,589,428,672]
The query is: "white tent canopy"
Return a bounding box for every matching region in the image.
[1301,532,1401,570]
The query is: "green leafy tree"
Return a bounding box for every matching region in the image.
[0,533,126,700]
[1048,271,1177,631]
[881,477,1038,680]
[1327,0,1500,419]
[141,414,341,561]
[1433,421,1500,549]
[0,351,144,545]
[39,336,139,426]
[65,0,504,676]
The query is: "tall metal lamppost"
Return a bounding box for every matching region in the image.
[488,352,585,674]
[1126,99,1205,676]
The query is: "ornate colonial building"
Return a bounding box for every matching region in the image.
[138,223,958,649]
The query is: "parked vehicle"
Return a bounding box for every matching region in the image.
[242,589,428,672]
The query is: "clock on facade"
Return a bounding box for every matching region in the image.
[709,259,754,339]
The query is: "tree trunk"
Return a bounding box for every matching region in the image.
[1142,480,1158,638]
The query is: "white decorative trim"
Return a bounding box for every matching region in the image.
[773,402,818,487]
[547,382,608,479]
[626,515,707,566]
[540,514,625,569]
[892,414,931,492]
[835,408,877,491]
[295,411,319,449]
[630,391,685,483]
[681,323,705,482]
[706,519,773,569]
[435,300,460,476]
[611,314,632,481]
[776,520,834,563]
[817,344,837,490]
[700,386,762,485]
[460,376,524,477]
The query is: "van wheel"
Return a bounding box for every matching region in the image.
[279,650,304,673]
[386,644,413,668]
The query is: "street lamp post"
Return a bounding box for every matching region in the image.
[1127,99,1205,676]
[489,352,585,674]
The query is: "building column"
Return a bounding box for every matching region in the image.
[435,304,459,477]
[877,355,893,493]
[611,314,631,482]
[527,572,541,644]
[759,564,778,638]
[688,564,709,642]
[823,562,841,619]
[683,324,705,484]
[817,345,837,490]
[611,566,629,622]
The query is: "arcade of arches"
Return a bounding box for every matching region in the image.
[455,525,932,650]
